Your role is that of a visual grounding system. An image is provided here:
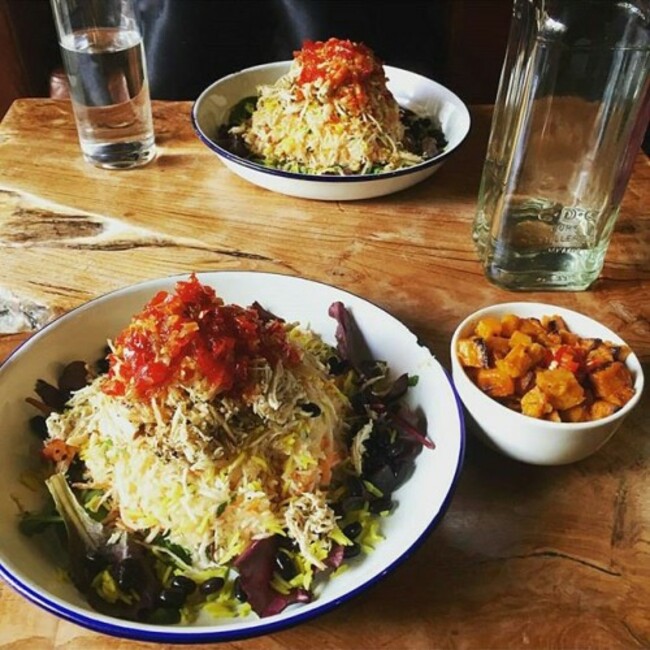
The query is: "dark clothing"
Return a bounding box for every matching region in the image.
[135,0,447,100]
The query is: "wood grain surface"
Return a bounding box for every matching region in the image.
[0,99,649,650]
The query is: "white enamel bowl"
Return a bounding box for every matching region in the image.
[0,271,465,643]
[191,61,470,200]
[451,302,644,466]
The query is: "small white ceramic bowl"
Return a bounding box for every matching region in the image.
[191,61,470,201]
[0,271,464,643]
[450,302,644,466]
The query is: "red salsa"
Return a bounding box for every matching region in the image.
[103,275,300,400]
[294,37,386,113]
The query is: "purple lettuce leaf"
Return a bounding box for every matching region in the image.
[328,301,373,376]
[234,537,311,617]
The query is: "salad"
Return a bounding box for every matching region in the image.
[216,37,447,175]
[22,275,432,624]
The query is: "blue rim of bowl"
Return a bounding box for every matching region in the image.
[0,270,466,643]
[190,66,471,184]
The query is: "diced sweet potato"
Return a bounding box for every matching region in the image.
[476,367,515,397]
[590,400,619,420]
[521,385,552,418]
[559,330,580,346]
[500,314,521,337]
[475,317,502,339]
[518,317,546,338]
[560,404,590,423]
[585,344,615,372]
[457,336,489,368]
[589,361,635,407]
[536,367,585,411]
[537,330,562,347]
[527,342,550,366]
[510,330,533,348]
[497,345,534,378]
[486,336,511,360]
[545,410,562,422]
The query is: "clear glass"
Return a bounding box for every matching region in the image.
[473,0,650,291]
[50,0,156,169]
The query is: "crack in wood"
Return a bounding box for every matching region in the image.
[4,208,103,242]
[611,478,628,548]
[622,620,648,647]
[0,186,273,261]
[486,550,623,577]
[55,239,272,260]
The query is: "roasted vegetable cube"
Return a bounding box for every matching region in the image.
[497,345,534,378]
[589,361,635,407]
[521,385,552,418]
[476,367,515,397]
[486,336,511,360]
[475,317,502,339]
[590,400,619,419]
[585,344,615,372]
[527,342,551,366]
[536,367,585,411]
[509,330,533,349]
[457,336,489,368]
[560,404,590,422]
[500,314,521,337]
[518,317,546,338]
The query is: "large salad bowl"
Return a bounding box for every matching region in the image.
[0,271,465,643]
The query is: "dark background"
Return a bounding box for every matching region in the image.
[0,0,513,115]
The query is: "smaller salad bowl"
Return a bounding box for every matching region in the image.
[191,61,470,201]
[450,302,644,466]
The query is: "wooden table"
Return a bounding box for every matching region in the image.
[0,99,648,650]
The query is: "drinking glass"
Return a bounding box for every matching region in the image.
[50,0,156,169]
[473,0,650,291]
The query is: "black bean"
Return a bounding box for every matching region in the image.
[327,356,348,375]
[112,558,141,592]
[84,552,106,575]
[233,577,248,602]
[347,476,365,497]
[158,586,187,608]
[343,521,362,540]
[170,575,196,595]
[388,438,408,459]
[277,535,299,551]
[343,542,361,559]
[199,576,225,595]
[301,402,321,417]
[369,496,393,514]
[275,551,298,581]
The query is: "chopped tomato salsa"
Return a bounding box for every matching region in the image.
[294,37,386,113]
[103,275,300,400]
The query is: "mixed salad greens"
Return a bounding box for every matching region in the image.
[20,276,432,624]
